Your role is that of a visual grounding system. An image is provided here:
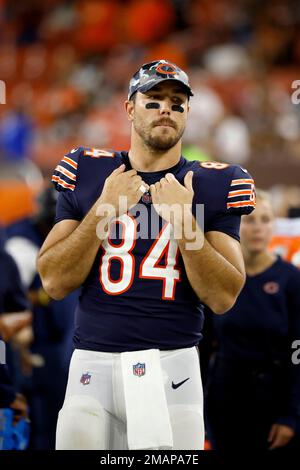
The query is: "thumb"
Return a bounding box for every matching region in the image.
[111,164,125,176]
[184,171,193,192]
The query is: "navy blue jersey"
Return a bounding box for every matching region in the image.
[0,250,29,314]
[211,257,300,426]
[52,147,255,352]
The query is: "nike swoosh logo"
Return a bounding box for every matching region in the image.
[172,378,190,389]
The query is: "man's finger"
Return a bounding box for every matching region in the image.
[150,184,157,199]
[184,171,194,192]
[268,424,277,442]
[132,175,143,185]
[269,433,284,449]
[125,169,138,177]
[110,164,126,176]
[165,173,176,183]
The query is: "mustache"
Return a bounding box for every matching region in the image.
[153,119,177,129]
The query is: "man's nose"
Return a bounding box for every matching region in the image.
[159,99,172,114]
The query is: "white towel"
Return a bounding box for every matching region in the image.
[120,349,173,450]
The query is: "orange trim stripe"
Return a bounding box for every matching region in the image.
[231,178,254,186]
[55,165,76,181]
[52,175,75,190]
[227,201,256,208]
[228,190,253,198]
[62,156,78,170]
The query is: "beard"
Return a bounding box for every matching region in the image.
[133,117,185,151]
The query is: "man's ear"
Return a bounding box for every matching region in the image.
[125,100,134,122]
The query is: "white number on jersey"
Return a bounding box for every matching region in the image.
[99,214,181,299]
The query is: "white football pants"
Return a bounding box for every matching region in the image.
[56,346,204,450]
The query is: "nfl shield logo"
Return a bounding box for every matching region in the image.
[133,362,146,377]
[80,372,91,385]
[142,192,152,204]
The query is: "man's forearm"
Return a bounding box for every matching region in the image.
[176,213,244,314]
[38,203,112,299]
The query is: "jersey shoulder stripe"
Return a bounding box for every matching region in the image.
[228,189,253,198]
[230,178,254,186]
[226,166,256,213]
[52,147,83,192]
[52,175,76,191]
[191,160,256,215]
[55,164,76,181]
[52,146,116,192]
[227,200,256,208]
[62,156,78,170]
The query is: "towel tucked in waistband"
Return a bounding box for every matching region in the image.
[120,349,173,450]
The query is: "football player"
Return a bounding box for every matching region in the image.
[37,60,256,450]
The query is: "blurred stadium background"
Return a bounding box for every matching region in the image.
[0,0,300,450]
[0,0,300,224]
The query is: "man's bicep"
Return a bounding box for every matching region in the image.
[38,219,80,258]
[205,230,245,277]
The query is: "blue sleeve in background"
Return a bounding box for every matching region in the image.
[277,266,300,432]
[3,252,29,313]
[0,363,15,408]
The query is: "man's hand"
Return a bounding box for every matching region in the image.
[10,393,29,425]
[97,164,149,217]
[268,423,295,449]
[149,171,194,227]
[0,311,32,342]
[37,165,150,300]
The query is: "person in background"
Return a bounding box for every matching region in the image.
[205,190,300,450]
[5,187,77,449]
[0,241,31,427]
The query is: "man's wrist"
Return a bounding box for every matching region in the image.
[174,209,205,251]
[172,204,192,229]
